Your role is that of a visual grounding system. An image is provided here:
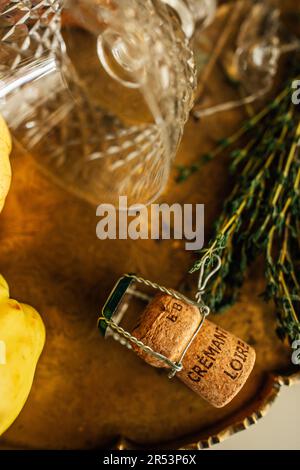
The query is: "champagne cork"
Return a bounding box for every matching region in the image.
[132,293,256,408]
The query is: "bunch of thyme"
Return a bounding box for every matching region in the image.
[186,78,300,345]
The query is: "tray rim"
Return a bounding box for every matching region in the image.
[111,369,300,450]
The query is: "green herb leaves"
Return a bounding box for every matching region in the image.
[190,79,300,345]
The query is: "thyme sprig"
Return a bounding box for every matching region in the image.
[189,79,300,345]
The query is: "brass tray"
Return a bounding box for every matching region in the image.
[0,0,299,450]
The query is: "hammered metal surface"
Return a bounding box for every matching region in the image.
[0,0,299,450]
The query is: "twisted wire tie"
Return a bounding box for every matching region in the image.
[100,254,221,378]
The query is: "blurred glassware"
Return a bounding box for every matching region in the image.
[193,0,300,118]
[162,0,217,38]
[235,1,281,95]
[0,0,214,206]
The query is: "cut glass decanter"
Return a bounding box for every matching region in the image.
[0,0,215,206]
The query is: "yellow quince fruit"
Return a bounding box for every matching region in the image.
[0,114,12,213]
[0,275,45,436]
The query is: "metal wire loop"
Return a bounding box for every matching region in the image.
[101,255,222,378]
[98,315,184,375]
[124,274,206,310]
[195,253,222,302]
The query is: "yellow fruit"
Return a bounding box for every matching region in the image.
[0,275,45,436]
[0,114,12,212]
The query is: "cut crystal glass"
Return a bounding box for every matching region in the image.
[0,0,217,206]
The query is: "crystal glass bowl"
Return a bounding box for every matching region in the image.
[0,0,204,206]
